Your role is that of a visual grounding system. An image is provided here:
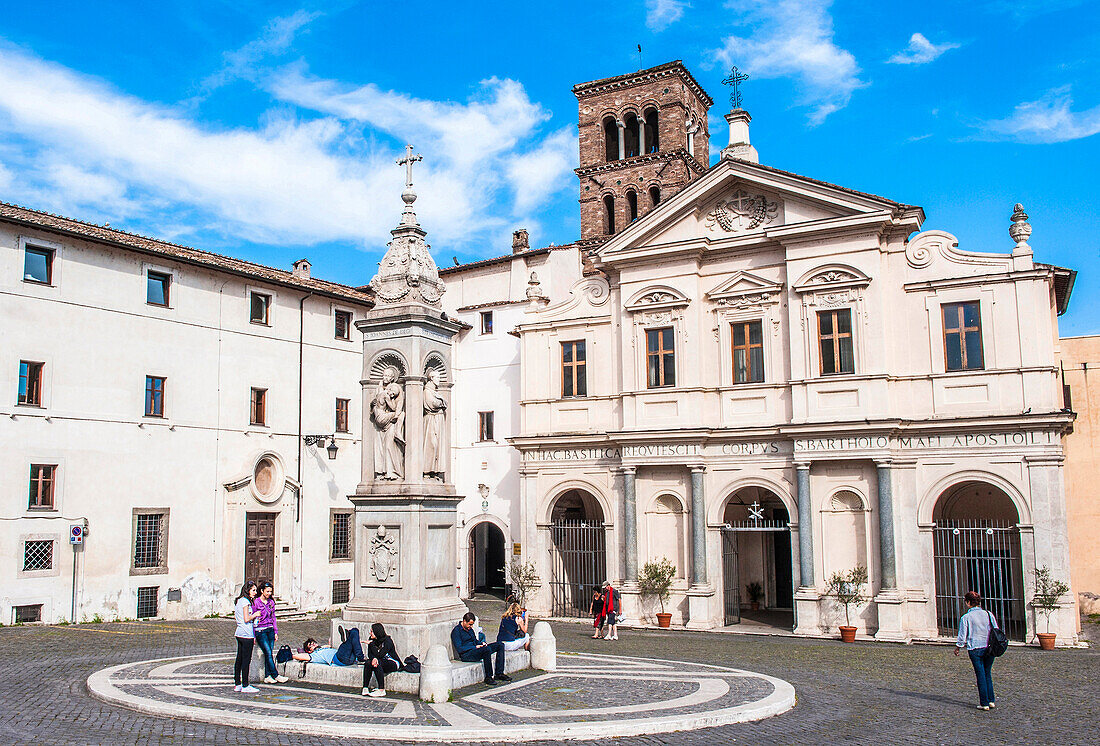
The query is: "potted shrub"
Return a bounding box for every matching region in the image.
[507,558,540,607]
[746,581,764,611]
[826,565,868,643]
[1032,565,1070,650]
[639,557,676,628]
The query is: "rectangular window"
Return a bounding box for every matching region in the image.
[561,340,588,397]
[478,411,495,442]
[331,511,351,560]
[23,540,53,572]
[145,376,165,417]
[334,310,352,340]
[480,311,493,335]
[133,512,167,571]
[23,246,53,285]
[250,388,267,426]
[29,464,55,510]
[249,292,271,325]
[817,310,855,375]
[332,579,351,605]
[146,271,171,306]
[13,605,42,624]
[645,327,676,388]
[731,321,765,384]
[18,361,43,406]
[335,398,350,433]
[942,302,985,371]
[136,586,159,619]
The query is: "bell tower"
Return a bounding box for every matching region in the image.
[573,60,713,243]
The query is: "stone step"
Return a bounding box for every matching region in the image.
[282,649,531,695]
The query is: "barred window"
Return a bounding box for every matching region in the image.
[13,605,42,624]
[23,540,53,571]
[136,586,159,619]
[132,511,168,573]
[332,579,351,605]
[331,511,351,560]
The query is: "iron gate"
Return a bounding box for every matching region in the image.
[721,530,740,625]
[933,520,1025,641]
[549,521,606,618]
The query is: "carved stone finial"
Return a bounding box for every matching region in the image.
[1009,203,1032,248]
[526,271,548,304]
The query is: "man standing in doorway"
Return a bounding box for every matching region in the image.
[451,612,511,685]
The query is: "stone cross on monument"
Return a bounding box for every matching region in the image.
[722,66,749,111]
[397,144,422,189]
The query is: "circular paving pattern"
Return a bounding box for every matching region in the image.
[88,651,795,741]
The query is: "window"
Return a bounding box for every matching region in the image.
[644,108,660,153]
[335,398,350,433]
[137,586,159,619]
[478,411,495,442]
[561,340,587,397]
[249,292,271,325]
[480,311,493,335]
[23,540,53,571]
[250,388,267,426]
[23,246,53,284]
[942,302,984,371]
[731,321,764,383]
[132,510,168,574]
[147,271,170,306]
[603,116,618,161]
[646,327,676,388]
[332,579,351,605]
[335,310,352,340]
[649,186,661,208]
[29,464,55,510]
[818,309,854,375]
[627,191,638,222]
[145,376,165,417]
[604,194,616,235]
[13,605,42,624]
[18,361,43,406]
[331,511,351,560]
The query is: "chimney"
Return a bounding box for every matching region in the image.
[721,110,758,163]
[512,228,530,254]
[292,258,311,279]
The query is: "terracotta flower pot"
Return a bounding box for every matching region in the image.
[839,625,857,643]
[1037,632,1057,650]
[656,612,672,628]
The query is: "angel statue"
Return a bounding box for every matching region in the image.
[370,366,405,480]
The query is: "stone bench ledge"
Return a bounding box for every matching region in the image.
[284,649,531,694]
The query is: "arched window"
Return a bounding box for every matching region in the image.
[644,108,659,153]
[603,117,618,162]
[626,191,638,222]
[623,113,640,158]
[649,186,660,208]
[603,194,616,235]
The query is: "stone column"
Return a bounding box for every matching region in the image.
[876,460,896,590]
[795,463,813,587]
[616,121,626,161]
[690,466,707,585]
[638,122,646,158]
[621,467,638,583]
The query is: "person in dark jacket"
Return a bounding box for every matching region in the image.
[364,623,401,698]
[496,603,530,651]
[601,580,621,640]
[591,587,605,638]
[451,611,510,685]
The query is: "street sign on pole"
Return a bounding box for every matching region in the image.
[70,524,84,544]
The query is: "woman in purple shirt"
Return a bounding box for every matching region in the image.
[252,581,287,684]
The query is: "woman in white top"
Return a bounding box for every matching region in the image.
[233,581,260,693]
[954,590,998,710]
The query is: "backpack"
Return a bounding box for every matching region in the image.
[402,655,421,673]
[275,644,293,664]
[986,611,1008,657]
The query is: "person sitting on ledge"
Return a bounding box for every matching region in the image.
[451,611,511,686]
[293,627,365,667]
[364,623,402,698]
[497,603,530,651]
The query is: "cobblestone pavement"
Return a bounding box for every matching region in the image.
[1,602,1097,746]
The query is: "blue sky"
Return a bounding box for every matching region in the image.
[0,0,1097,333]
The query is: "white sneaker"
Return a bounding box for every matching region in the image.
[276,675,289,683]
[976,705,989,711]
[263,676,277,684]
[603,633,612,639]
[241,685,259,693]
[612,633,619,640]
[369,688,386,698]
[362,687,371,696]
[988,702,996,709]
[234,685,242,692]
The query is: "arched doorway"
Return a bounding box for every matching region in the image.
[548,489,606,618]
[720,486,794,629]
[468,521,506,598]
[932,481,1025,640]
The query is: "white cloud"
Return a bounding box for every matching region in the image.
[887,33,960,65]
[646,0,689,31]
[506,127,576,214]
[199,10,321,93]
[713,0,865,125]
[981,86,1100,143]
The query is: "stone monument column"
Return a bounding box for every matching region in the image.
[338,145,468,658]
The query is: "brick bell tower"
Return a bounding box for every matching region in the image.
[573,60,713,243]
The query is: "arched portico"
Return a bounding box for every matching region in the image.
[464,516,508,599]
[544,487,608,618]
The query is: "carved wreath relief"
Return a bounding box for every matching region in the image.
[705,190,779,233]
[367,525,398,583]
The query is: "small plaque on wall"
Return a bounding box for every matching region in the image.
[513,542,522,555]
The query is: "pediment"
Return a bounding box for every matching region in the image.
[706,271,783,307]
[624,284,691,313]
[793,263,872,292]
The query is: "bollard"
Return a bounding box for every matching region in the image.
[418,644,452,703]
[530,621,557,672]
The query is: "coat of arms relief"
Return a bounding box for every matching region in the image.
[705,190,780,232]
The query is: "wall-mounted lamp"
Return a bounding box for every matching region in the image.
[303,434,339,460]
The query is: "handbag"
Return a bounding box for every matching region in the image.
[986,611,1008,657]
[402,655,421,673]
[275,644,293,664]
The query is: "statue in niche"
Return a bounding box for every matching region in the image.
[370,366,405,480]
[422,367,447,480]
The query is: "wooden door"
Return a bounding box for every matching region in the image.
[245,513,276,584]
